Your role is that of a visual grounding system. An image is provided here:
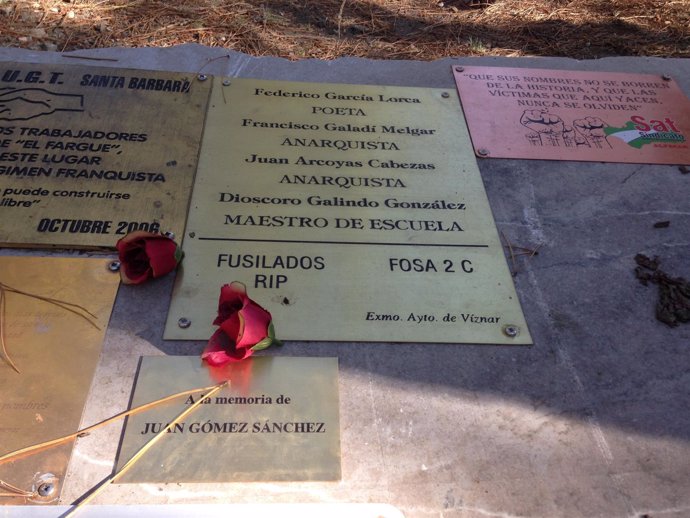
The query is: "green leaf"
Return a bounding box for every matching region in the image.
[268,322,282,346]
[250,336,274,352]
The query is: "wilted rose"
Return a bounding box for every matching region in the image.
[202,282,279,366]
[115,231,182,285]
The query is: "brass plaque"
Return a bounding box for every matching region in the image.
[165,78,530,344]
[0,62,211,248]
[0,256,119,503]
[453,66,690,164]
[116,356,340,482]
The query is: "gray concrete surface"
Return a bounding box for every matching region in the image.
[1,46,689,518]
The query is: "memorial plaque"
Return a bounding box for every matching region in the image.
[116,356,340,482]
[0,62,211,248]
[0,256,119,503]
[453,66,690,164]
[165,78,530,344]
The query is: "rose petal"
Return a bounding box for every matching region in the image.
[143,238,179,277]
[120,247,152,285]
[202,328,254,366]
[218,312,242,343]
[235,302,272,348]
[119,265,150,285]
[213,282,248,325]
[116,231,180,285]
[115,230,159,252]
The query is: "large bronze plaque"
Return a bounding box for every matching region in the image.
[452,66,690,164]
[0,62,211,248]
[165,78,530,344]
[0,256,119,504]
[116,356,340,482]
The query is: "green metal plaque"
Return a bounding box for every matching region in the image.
[0,256,119,504]
[165,78,530,344]
[0,62,211,248]
[116,356,340,482]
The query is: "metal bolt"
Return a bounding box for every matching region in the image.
[502,324,519,338]
[455,66,464,72]
[108,260,121,272]
[37,483,55,497]
[441,92,450,98]
[197,74,207,81]
[662,74,672,81]
[222,79,231,86]
[477,148,489,157]
[178,317,191,329]
[163,231,175,240]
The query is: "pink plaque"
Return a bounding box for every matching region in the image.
[452,66,690,165]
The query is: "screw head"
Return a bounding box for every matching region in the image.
[502,324,520,338]
[222,79,231,86]
[188,231,196,238]
[197,74,207,81]
[477,148,489,157]
[455,66,464,72]
[662,74,672,81]
[37,482,55,497]
[441,92,450,98]
[178,317,191,329]
[108,260,121,272]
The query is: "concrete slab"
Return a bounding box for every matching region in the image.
[1,46,689,518]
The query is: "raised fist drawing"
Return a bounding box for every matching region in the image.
[520,110,566,146]
[520,110,565,135]
[573,116,611,148]
[562,124,590,147]
[0,88,84,121]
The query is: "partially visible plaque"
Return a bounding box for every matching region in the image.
[0,62,211,248]
[116,356,340,482]
[452,66,690,164]
[0,256,119,504]
[165,78,530,345]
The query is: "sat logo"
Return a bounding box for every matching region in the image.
[605,115,686,148]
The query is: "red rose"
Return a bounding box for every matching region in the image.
[116,231,183,285]
[202,282,279,366]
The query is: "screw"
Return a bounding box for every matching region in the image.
[441,92,450,98]
[178,317,191,329]
[477,148,489,157]
[108,260,121,272]
[502,324,519,338]
[662,74,671,81]
[197,74,207,81]
[455,66,464,72]
[188,232,196,238]
[222,79,231,86]
[163,231,175,240]
[37,483,55,497]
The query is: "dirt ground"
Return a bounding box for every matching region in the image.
[0,0,689,60]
